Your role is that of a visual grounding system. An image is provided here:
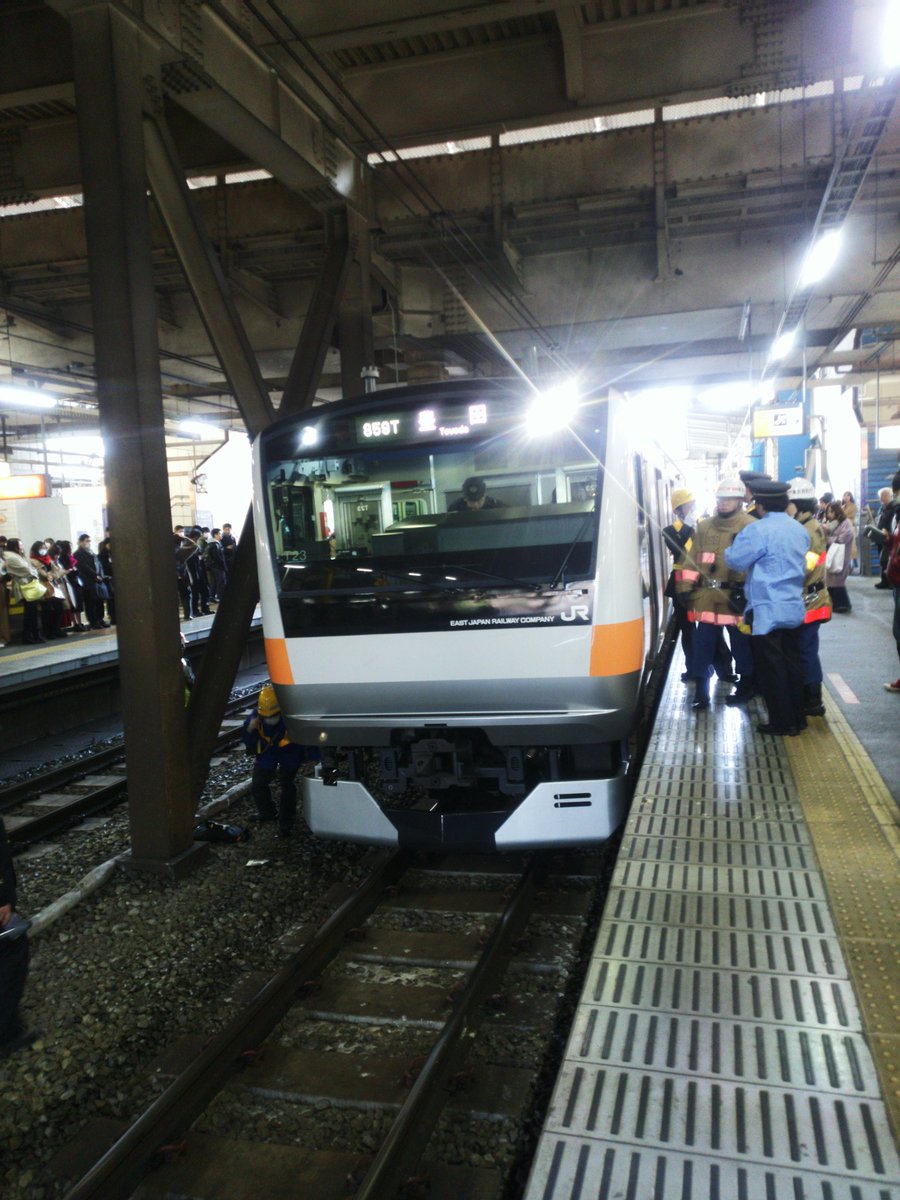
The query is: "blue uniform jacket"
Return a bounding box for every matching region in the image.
[724,512,808,635]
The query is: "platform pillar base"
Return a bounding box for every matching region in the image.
[123,841,210,881]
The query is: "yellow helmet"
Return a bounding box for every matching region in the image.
[257,684,280,718]
[671,487,694,511]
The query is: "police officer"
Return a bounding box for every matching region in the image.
[676,478,754,710]
[787,478,832,717]
[739,470,771,519]
[725,479,809,735]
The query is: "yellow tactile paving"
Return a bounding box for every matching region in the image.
[785,694,900,1137]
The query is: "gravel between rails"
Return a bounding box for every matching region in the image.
[1,748,370,1200]
[2,746,614,1200]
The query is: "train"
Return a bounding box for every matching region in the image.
[251,378,670,852]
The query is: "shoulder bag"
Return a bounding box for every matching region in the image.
[825,542,845,574]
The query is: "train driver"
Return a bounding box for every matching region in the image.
[449,476,505,513]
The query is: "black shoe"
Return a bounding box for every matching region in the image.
[757,722,798,736]
[874,582,890,589]
[717,673,739,684]
[691,682,710,710]
[680,671,690,682]
[725,682,754,706]
[200,608,213,615]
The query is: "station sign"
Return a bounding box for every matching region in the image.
[752,405,804,439]
[0,473,51,500]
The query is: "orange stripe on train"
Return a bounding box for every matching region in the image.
[265,637,295,685]
[589,618,644,677]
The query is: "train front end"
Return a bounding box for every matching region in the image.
[252,381,647,852]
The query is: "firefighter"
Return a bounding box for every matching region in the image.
[676,478,754,710]
[663,488,697,680]
[787,477,832,717]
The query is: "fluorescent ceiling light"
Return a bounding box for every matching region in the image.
[300,426,319,448]
[0,384,57,410]
[799,228,843,288]
[176,420,222,439]
[770,329,798,361]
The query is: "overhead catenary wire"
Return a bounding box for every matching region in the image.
[239,0,571,376]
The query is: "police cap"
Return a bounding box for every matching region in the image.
[739,470,771,484]
[749,479,791,500]
[461,476,486,501]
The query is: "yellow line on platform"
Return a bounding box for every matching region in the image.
[784,695,900,1139]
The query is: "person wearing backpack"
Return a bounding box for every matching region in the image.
[864,469,900,693]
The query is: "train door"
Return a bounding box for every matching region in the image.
[333,483,393,553]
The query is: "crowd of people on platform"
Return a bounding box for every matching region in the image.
[0,520,238,648]
[0,531,114,647]
[173,523,236,621]
[665,468,900,731]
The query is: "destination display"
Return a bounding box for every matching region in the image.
[355,401,490,445]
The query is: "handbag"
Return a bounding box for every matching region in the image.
[96,580,110,601]
[19,577,47,602]
[825,542,845,574]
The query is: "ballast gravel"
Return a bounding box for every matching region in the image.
[1,746,609,1200]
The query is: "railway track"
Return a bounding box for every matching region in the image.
[4,689,262,851]
[58,850,606,1200]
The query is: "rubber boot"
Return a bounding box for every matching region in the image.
[725,677,755,706]
[691,679,710,710]
[804,682,826,717]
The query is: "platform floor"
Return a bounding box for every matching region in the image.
[525,652,897,1195]
[524,660,899,1198]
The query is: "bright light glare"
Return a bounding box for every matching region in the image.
[177,420,222,439]
[45,434,105,457]
[0,384,56,410]
[799,228,843,288]
[885,0,900,68]
[300,425,318,448]
[526,380,581,435]
[770,329,797,361]
[698,381,758,411]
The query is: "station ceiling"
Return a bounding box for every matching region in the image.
[0,0,898,464]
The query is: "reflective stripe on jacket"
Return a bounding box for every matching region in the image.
[675,509,753,624]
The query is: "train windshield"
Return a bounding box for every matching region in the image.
[259,388,608,625]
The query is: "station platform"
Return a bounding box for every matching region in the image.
[0,609,264,776]
[524,644,899,1196]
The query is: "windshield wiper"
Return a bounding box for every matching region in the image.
[549,509,596,589]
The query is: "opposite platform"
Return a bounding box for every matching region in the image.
[524,665,899,1200]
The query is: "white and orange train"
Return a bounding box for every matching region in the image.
[252,379,670,852]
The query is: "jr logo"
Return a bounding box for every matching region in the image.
[560,605,590,622]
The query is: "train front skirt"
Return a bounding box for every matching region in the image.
[303,766,628,853]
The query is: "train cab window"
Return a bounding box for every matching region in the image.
[259,391,609,602]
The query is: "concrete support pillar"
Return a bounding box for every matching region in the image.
[71,4,205,877]
[339,211,374,399]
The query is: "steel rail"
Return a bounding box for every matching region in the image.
[354,857,541,1199]
[61,848,411,1200]
[7,691,261,849]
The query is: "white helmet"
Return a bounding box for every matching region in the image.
[715,477,745,499]
[788,477,816,501]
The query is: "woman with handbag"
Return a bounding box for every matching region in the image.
[824,501,854,613]
[29,541,65,640]
[57,539,88,630]
[2,539,45,643]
